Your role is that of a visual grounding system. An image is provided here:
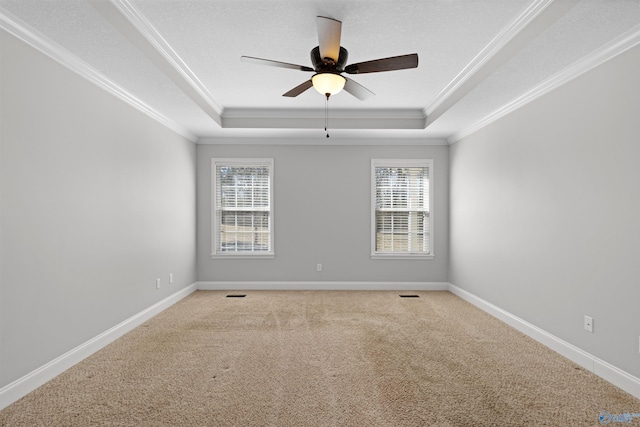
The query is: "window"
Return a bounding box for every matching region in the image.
[371,159,433,258]
[212,159,273,258]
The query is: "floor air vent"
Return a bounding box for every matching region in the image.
[226,294,246,298]
[399,294,420,298]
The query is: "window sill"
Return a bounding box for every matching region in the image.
[211,253,275,260]
[371,254,434,260]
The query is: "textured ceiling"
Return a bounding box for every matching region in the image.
[1,0,639,143]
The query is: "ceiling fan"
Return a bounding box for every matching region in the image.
[241,16,418,101]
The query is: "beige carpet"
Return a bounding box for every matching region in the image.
[1,290,638,426]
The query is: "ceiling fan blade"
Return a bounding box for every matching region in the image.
[343,77,375,101]
[241,56,314,72]
[344,53,418,74]
[283,80,314,97]
[317,16,342,62]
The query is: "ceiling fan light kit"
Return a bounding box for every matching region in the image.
[311,73,346,96]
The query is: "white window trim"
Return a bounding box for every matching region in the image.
[371,159,434,260]
[211,158,275,259]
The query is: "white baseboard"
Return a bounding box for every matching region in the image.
[196,281,450,291]
[448,283,640,399]
[5,282,636,411]
[0,283,198,411]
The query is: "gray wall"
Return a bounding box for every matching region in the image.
[449,45,640,378]
[197,143,449,284]
[4,9,637,397]
[0,31,197,387]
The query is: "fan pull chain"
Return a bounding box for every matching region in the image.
[325,93,330,138]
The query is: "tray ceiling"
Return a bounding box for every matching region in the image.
[1,0,639,143]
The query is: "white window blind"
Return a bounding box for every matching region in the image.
[372,159,433,257]
[212,159,273,257]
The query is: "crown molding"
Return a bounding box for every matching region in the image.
[99,0,223,124]
[0,8,198,142]
[448,23,640,144]
[223,108,426,119]
[197,135,448,146]
[423,0,577,126]
[221,108,427,130]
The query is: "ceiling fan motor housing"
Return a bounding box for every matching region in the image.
[311,46,349,73]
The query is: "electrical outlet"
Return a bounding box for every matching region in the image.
[156,278,161,289]
[169,273,174,284]
[317,264,322,272]
[584,315,593,333]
